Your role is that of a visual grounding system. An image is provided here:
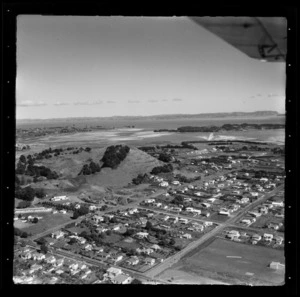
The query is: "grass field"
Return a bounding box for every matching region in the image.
[174,238,285,285]
[15,212,73,235]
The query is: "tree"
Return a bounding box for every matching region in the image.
[69,238,77,245]
[19,155,26,164]
[14,228,22,237]
[40,244,48,254]
[35,188,45,198]
[20,232,28,238]
[32,217,39,223]
[37,237,47,245]
[131,279,142,284]
[145,221,153,231]
[17,200,31,209]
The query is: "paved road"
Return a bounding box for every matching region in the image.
[144,184,284,278]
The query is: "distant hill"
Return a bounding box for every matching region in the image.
[31,146,163,190]
[17,111,279,124]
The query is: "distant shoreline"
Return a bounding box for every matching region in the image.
[154,123,285,133]
[16,111,281,124]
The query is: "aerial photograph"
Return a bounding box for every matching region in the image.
[13,16,286,285]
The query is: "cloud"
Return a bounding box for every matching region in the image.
[54,101,69,106]
[148,100,158,103]
[128,100,140,103]
[107,100,116,103]
[267,93,279,98]
[91,100,103,105]
[161,99,168,102]
[18,100,47,107]
[172,98,183,101]
[74,101,90,105]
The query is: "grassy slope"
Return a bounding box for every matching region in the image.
[29,146,163,191]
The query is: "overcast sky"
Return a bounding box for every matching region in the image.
[16,16,286,119]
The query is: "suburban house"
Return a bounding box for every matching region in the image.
[182,233,192,239]
[248,211,262,218]
[144,257,155,266]
[263,233,274,241]
[127,256,139,266]
[45,255,56,264]
[107,267,123,278]
[273,236,284,245]
[271,201,284,207]
[51,230,65,239]
[112,274,132,284]
[151,244,161,251]
[159,181,169,187]
[219,210,230,216]
[252,234,262,241]
[92,215,104,224]
[31,252,46,261]
[136,232,149,239]
[51,195,67,201]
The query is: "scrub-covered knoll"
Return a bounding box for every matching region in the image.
[101,145,130,169]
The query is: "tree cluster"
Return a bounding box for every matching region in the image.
[14,228,29,238]
[171,195,184,205]
[158,153,173,163]
[78,161,101,175]
[25,164,59,179]
[15,186,36,201]
[132,173,151,185]
[101,145,130,169]
[150,164,173,175]
[16,200,31,209]
[72,205,90,219]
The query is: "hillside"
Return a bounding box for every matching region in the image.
[29,146,162,191]
[86,147,163,187]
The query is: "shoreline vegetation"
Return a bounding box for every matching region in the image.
[154,123,285,133]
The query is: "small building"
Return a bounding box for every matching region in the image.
[269,261,285,270]
[51,230,65,239]
[136,232,149,239]
[127,256,139,266]
[112,274,132,284]
[144,257,155,266]
[263,233,274,241]
[107,267,123,277]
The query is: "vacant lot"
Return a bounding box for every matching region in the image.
[15,212,73,235]
[174,238,284,285]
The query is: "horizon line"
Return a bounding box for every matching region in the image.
[16,110,283,122]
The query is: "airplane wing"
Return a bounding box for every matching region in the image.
[190,17,287,62]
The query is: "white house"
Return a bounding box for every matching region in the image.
[159,181,169,187]
[219,210,230,216]
[107,267,123,278]
[182,233,192,239]
[271,201,284,207]
[51,230,65,239]
[144,257,155,266]
[263,233,274,241]
[136,232,149,239]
